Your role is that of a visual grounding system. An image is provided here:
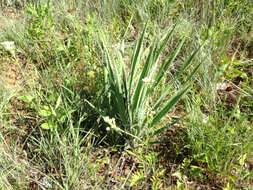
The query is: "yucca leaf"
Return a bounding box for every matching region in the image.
[102,43,129,126]
[111,85,128,126]
[153,24,176,62]
[122,66,128,100]
[122,14,134,40]
[128,22,147,100]
[184,61,202,83]
[118,42,128,99]
[150,85,190,128]
[152,113,188,137]
[163,48,200,87]
[135,85,148,121]
[152,49,202,111]
[153,37,186,90]
[151,87,171,111]
[138,117,148,136]
[176,49,199,79]
[136,47,159,118]
[131,43,155,114]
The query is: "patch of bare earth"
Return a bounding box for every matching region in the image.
[0,6,23,19]
[0,53,39,135]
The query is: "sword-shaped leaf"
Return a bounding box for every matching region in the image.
[150,85,190,128]
[152,37,186,90]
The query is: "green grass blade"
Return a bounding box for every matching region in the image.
[84,99,106,117]
[150,85,190,127]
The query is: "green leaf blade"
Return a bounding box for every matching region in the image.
[151,85,190,127]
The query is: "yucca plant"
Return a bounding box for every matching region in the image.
[88,23,202,144]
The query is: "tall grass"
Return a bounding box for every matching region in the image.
[0,87,29,188]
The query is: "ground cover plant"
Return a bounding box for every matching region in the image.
[0,0,252,189]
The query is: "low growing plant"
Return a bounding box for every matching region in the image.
[87,23,202,144]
